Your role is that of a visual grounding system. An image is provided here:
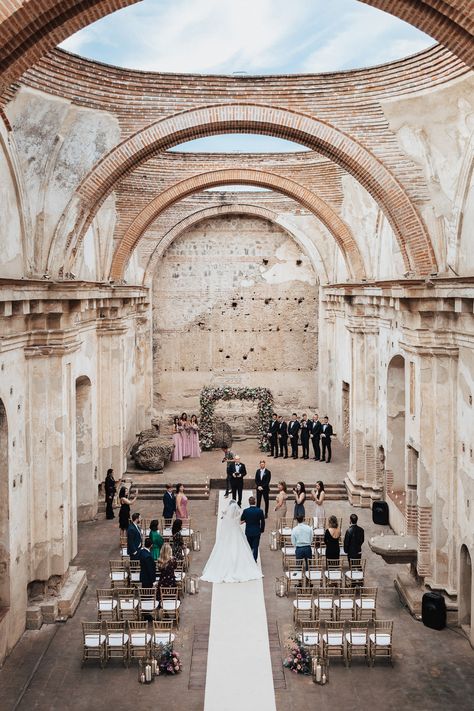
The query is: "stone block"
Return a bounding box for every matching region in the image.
[26,606,43,630]
[40,599,58,624]
[57,568,87,618]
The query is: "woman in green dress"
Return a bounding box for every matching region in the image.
[149,519,164,561]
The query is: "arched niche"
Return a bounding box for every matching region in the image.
[459,544,473,645]
[386,355,406,492]
[75,376,94,522]
[0,399,9,612]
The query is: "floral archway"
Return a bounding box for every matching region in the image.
[199,386,274,450]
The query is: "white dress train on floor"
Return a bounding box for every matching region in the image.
[201,500,263,583]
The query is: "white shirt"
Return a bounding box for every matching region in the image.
[258,469,265,480]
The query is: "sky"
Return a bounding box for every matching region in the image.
[60,0,434,154]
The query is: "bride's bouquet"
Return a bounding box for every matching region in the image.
[283,638,312,675]
[158,644,182,675]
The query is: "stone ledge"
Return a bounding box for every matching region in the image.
[394,572,423,617]
[57,568,87,618]
[344,473,382,508]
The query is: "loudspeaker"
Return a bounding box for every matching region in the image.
[422,592,446,630]
[372,500,389,526]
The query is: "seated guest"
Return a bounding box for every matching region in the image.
[139,537,156,588]
[127,511,143,560]
[171,518,185,561]
[156,543,177,599]
[291,515,313,572]
[324,514,341,560]
[149,519,164,561]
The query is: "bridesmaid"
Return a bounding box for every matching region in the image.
[311,480,326,528]
[175,483,189,520]
[293,481,306,520]
[274,481,288,522]
[180,412,191,458]
[171,415,183,462]
[189,414,201,458]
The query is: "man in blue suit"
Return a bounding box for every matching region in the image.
[127,512,143,560]
[240,496,265,561]
[162,483,176,519]
[138,537,157,588]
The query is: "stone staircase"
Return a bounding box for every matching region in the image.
[136,482,210,501]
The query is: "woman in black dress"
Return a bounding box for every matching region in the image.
[104,468,117,519]
[118,485,138,532]
[293,481,306,519]
[324,514,341,560]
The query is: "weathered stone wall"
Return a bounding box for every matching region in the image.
[152,215,319,431]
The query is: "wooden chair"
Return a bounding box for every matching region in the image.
[305,559,324,588]
[81,621,106,667]
[293,587,313,625]
[128,621,152,661]
[141,517,151,538]
[152,620,176,653]
[105,620,129,666]
[344,558,366,588]
[96,589,117,622]
[277,518,293,546]
[117,588,139,621]
[313,588,334,622]
[369,620,393,665]
[138,587,160,621]
[129,560,141,588]
[162,519,173,539]
[313,516,326,536]
[345,620,369,666]
[175,561,186,598]
[285,560,304,594]
[109,560,128,589]
[322,620,346,665]
[297,620,322,656]
[119,532,128,558]
[160,587,181,628]
[324,559,343,587]
[333,588,356,621]
[180,518,193,539]
[355,587,378,621]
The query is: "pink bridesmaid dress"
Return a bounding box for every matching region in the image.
[176,494,189,520]
[181,423,191,458]
[189,423,201,458]
[171,427,183,462]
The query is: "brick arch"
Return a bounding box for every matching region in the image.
[142,204,331,285]
[109,168,365,280]
[0,1,472,91]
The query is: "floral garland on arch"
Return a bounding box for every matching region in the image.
[199,386,274,451]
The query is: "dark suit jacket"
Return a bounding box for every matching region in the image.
[139,548,156,587]
[241,506,265,536]
[343,524,365,559]
[127,522,142,557]
[162,491,176,519]
[288,420,300,440]
[268,419,279,438]
[311,420,322,438]
[300,420,310,442]
[279,421,288,439]
[229,462,247,479]
[321,423,333,440]
[255,468,271,490]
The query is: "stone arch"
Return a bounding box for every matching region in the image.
[0,1,472,91]
[143,203,330,285]
[459,544,473,644]
[75,375,94,523]
[0,399,9,612]
[386,354,406,492]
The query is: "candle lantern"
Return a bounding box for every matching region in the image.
[269,531,278,550]
[138,657,155,684]
[275,575,287,597]
[311,655,328,685]
[188,573,200,595]
[192,531,201,551]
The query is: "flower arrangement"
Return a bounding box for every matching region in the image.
[283,638,312,675]
[199,386,274,450]
[158,645,182,675]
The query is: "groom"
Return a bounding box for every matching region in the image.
[241,496,265,561]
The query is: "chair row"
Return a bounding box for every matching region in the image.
[292,587,378,623]
[296,619,393,666]
[109,559,187,592]
[82,619,176,668]
[277,517,343,541]
[97,587,181,626]
[284,559,366,591]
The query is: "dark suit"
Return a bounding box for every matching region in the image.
[288,420,300,458]
[139,547,156,588]
[127,522,143,560]
[267,418,279,457]
[300,419,310,459]
[255,468,271,517]
[278,421,288,458]
[241,505,265,560]
[162,490,176,519]
[229,462,247,506]
[321,423,333,462]
[311,419,322,460]
[343,524,365,562]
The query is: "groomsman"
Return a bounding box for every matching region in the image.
[255,459,271,518]
[311,414,322,461]
[321,416,333,463]
[288,414,300,459]
[267,413,279,457]
[278,415,288,458]
[300,413,310,459]
[162,484,176,519]
[229,455,247,506]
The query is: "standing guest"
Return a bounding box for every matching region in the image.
[105,468,118,520]
[288,414,300,459]
[175,483,189,520]
[291,515,313,572]
[229,455,247,507]
[278,416,288,458]
[311,480,326,527]
[300,414,310,459]
[162,482,176,520]
[118,485,138,532]
[343,513,365,563]
[274,481,288,522]
[241,496,265,561]
[267,413,279,457]
[156,543,177,600]
[127,512,143,560]
[311,414,322,461]
[293,481,306,519]
[222,445,236,498]
[139,537,156,588]
[149,519,164,561]
[321,416,333,463]
[180,412,191,457]
[324,515,341,560]
[189,414,201,458]
[255,459,271,519]
[171,518,185,561]
[171,416,183,462]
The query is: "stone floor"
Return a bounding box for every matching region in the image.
[2,440,474,711]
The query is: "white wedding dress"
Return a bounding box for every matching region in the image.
[201,500,263,583]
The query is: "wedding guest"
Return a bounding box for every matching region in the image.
[288,414,300,459]
[324,515,341,560]
[228,455,247,507]
[274,481,288,522]
[293,481,306,519]
[311,480,326,527]
[291,515,313,572]
[171,416,183,462]
[156,543,177,600]
[175,483,189,520]
[321,416,333,463]
[162,482,176,520]
[189,414,201,458]
[278,416,288,458]
[149,519,164,561]
[343,513,365,563]
[180,412,191,457]
[171,518,185,561]
[267,412,279,457]
[222,445,236,498]
[127,512,143,560]
[300,414,310,459]
[118,485,138,532]
[255,459,271,518]
[104,468,117,520]
[139,537,156,588]
[311,414,322,461]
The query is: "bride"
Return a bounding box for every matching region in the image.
[201,499,263,583]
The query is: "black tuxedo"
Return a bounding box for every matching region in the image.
[127,522,143,560]
[288,420,300,458]
[139,547,156,588]
[255,468,271,517]
[241,505,265,560]
[162,490,176,519]
[300,420,310,459]
[343,524,365,561]
[278,421,288,458]
[321,423,333,462]
[229,462,247,506]
[311,420,322,460]
[267,418,279,457]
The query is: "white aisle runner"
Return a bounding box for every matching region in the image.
[204,491,277,711]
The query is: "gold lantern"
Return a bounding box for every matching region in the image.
[275,575,287,597]
[270,531,278,550]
